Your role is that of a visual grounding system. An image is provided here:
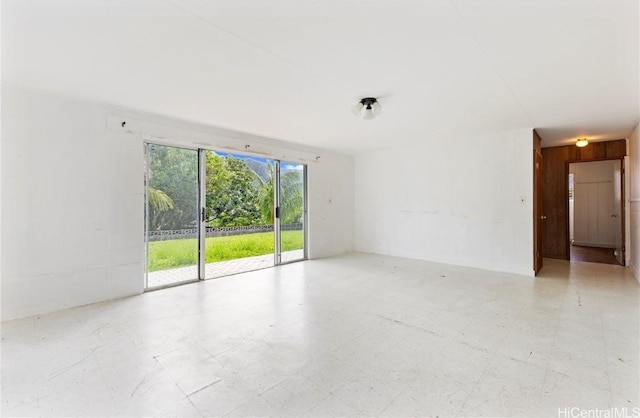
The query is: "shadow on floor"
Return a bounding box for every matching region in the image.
[570,244,621,265]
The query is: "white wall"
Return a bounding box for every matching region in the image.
[2,85,144,322]
[354,128,534,276]
[628,122,640,283]
[1,85,354,321]
[307,155,354,259]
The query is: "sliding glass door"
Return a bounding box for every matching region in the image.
[278,161,306,263]
[144,144,306,289]
[204,151,275,279]
[144,143,200,289]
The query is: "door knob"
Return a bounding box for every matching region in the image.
[541,215,547,220]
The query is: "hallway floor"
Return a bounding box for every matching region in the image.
[570,244,621,265]
[2,253,638,417]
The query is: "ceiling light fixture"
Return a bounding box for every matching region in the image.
[576,138,589,147]
[352,97,382,120]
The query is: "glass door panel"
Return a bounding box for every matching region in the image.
[204,151,275,278]
[144,144,199,289]
[279,161,306,263]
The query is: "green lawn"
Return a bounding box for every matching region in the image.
[148,230,303,272]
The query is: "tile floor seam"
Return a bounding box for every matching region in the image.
[538,279,570,404]
[598,298,615,406]
[3,255,638,417]
[93,350,118,414]
[46,346,99,381]
[455,356,493,416]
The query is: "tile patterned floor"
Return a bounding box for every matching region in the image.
[2,253,639,417]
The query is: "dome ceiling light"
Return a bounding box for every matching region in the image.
[576,138,589,147]
[352,97,382,120]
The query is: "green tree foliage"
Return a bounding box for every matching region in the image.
[256,162,303,225]
[146,145,303,230]
[256,163,275,224]
[147,145,198,230]
[205,153,261,226]
[147,187,174,212]
[280,169,304,225]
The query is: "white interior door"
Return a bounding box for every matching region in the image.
[573,182,593,245]
[613,160,623,264]
[573,160,618,248]
[598,181,615,245]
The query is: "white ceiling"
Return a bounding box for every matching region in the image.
[3,0,639,153]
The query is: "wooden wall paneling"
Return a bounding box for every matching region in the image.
[574,139,626,161]
[577,142,607,160]
[606,140,627,158]
[594,142,608,159]
[567,145,578,162]
[541,139,627,260]
[577,145,591,161]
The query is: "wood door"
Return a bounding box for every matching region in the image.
[534,150,543,274]
[542,146,571,259]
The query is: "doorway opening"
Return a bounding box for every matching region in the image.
[568,159,624,265]
[203,151,276,280]
[144,144,307,290]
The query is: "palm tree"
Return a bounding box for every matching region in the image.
[256,165,275,224]
[279,170,304,225]
[255,162,303,225]
[148,187,174,212]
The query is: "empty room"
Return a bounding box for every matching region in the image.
[2,1,639,417]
